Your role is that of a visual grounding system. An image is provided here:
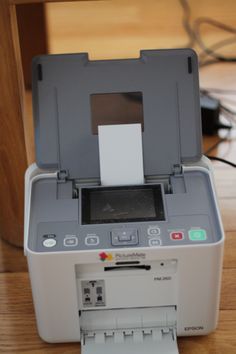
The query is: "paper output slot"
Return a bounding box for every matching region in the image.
[104,265,151,271]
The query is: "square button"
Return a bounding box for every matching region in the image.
[111,229,138,246]
[149,238,162,247]
[85,235,99,246]
[188,229,207,241]
[64,235,78,247]
[147,226,160,236]
[170,231,184,241]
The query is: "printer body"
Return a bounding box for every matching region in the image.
[24,49,224,354]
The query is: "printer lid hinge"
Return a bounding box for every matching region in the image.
[57,169,69,183]
[172,164,183,176]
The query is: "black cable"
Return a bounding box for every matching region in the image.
[198,36,236,59]
[198,36,236,66]
[201,88,236,95]
[178,0,236,66]
[207,156,236,167]
[204,137,229,155]
[199,59,225,67]
[178,0,196,47]
[217,123,232,130]
[194,18,236,62]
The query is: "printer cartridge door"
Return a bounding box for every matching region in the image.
[81,307,179,354]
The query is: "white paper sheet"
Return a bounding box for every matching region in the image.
[98,124,144,186]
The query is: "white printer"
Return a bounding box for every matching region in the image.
[24,49,224,354]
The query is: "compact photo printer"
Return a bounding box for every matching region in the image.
[24,49,224,354]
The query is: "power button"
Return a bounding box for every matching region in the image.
[43,238,57,248]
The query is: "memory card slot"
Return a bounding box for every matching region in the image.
[115,261,140,265]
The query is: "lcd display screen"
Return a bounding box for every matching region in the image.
[90,92,144,134]
[82,185,165,224]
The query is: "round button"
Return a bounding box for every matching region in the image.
[43,238,57,248]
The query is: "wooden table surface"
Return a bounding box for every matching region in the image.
[1,1,236,353]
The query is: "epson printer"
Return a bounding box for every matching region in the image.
[24,49,224,354]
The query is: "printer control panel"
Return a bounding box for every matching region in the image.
[29,176,222,253]
[36,214,212,252]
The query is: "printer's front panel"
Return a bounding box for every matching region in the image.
[26,238,223,342]
[26,167,224,343]
[76,259,177,310]
[28,169,223,253]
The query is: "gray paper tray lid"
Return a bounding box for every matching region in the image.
[32,49,202,180]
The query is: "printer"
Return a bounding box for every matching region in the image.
[24,49,224,354]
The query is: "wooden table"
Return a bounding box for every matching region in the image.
[1,0,236,352]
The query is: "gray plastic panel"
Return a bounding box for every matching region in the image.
[32,49,202,179]
[28,169,223,252]
[81,307,178,354]
[81,334,178,354]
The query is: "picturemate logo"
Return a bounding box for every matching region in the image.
[99,252,113,262]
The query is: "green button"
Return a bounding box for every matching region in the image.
[188,229,207,241]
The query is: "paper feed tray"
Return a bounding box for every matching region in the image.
[81,306,179,354]
[32,49,202,180]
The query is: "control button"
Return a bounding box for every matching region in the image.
[188,229,207,241]
[85,235,100,246]
[149,238,162,247]
[64,235,78,247]
[118,233,132,242]
[43,234,56,238]
[43,238,57,248]
[111,229,138,246]
[147,226,160,236]
[170,231,184,241]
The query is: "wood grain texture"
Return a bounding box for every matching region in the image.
[1,0,236,353]
[0,0,27,247]
[0,238,27,273]
[219,199,236,232]
[178,311,236,354]
[9,0,99,4]
[24,90,35,164]
[223,232,236,269]
[16,3,48,88]
[46,0,236,59]
[221,268,236,310]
